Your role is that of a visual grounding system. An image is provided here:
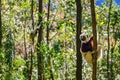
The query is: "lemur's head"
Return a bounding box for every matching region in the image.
[80,34,90,43]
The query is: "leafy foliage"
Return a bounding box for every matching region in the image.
[0,0,120,80]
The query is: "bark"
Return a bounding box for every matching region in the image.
[23,19,29,79]
[90,0,97,80]
[47,0,50,45]
[47,0,54,80]
[37,0,45,80]
[24,24,27,62]
[0,0,2,48]
[107,0,112,79]
[48,56,54,80]
[29,0,34,80]
[75,0,82,80]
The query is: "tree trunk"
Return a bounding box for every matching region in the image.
[47,0,50,45]
[48,56,54,80]
[107,0,112,79]
[90,0,97,80]
[29,0,34,80]
[37,0,45,80]
[0,0,2,48]
[23,17,29,79]
[47,0,54,80]
[75,0,82,80]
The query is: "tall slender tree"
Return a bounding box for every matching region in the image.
[47,0,50,45]
[47,0,54,80]
[37,0,45,80]
[90,0,97,80]
[23,12,29,79]
[0,0,2,76]
[0,0,2,49]
[29,0,34,80]
[107,0,112,79]
[75,0,82,80]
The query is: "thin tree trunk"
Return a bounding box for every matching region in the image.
[37,0,45,80]
[90,0,97,80]
[0,1,2,75]
[47,0,54,80]
[48,56,54,80]
[23,26,27,55]
[23,19,29,79]
[75,0,82,80]
[47,0,50,45]
[107,0,112,79]
[0,0,2,49]
[29,0,34,80]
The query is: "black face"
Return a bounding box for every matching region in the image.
[81,36,86,41]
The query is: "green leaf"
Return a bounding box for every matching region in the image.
[13,59,25,68]
[0,52,4,61]
[38,12,43,17]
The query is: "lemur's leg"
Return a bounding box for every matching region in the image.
[90,45,102,59]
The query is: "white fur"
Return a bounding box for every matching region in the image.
[79,34,90,43]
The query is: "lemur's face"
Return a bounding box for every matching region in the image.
[80,34,89,43]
